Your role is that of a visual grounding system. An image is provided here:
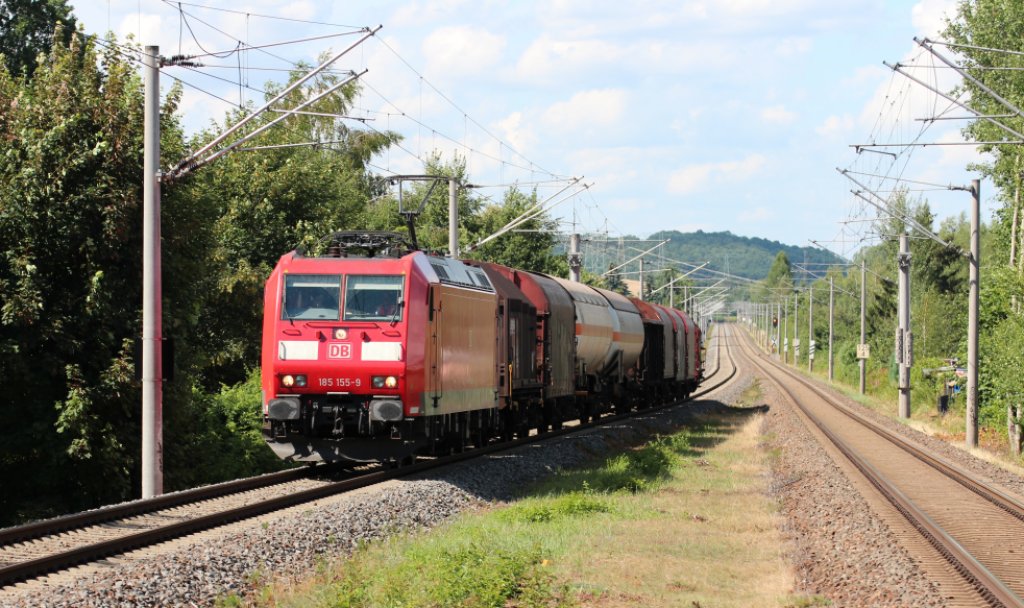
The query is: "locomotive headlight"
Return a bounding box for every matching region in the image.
[333,328,348,340]
[372,375,399,389]
[281,374,307,388]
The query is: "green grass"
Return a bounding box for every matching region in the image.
[235,406,803,608]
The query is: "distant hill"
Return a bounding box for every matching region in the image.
[583,230,845,281]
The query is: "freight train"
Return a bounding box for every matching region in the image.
[261,232,702,464]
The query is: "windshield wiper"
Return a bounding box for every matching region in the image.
[389,299,404,326]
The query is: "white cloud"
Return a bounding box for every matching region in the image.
[493,112,537,156]
[422,26,506,77]
[761,105,798,125]
[116,12,163,46]
[515,37,624,81]
[912,0,958,38]
[606,197,649,212]
[514,35,739,83]
[669,165,714,195]
[841,65,889,89]
[667,154,766,194]
[390,0,472,27]
[816,114,855,137]
[542,89,628,132]
[278,1,316,21]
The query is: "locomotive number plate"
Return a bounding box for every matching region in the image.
[327,343,352,359]
[319,377,362,388]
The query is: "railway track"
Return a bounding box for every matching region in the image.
[736,328,1024,607]
[697,324,736,395]
[0,326,738,590]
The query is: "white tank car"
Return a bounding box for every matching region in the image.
[593,287,645,377]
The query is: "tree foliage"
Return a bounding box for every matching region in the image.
[944,0,1024,431]
[0,30,151,520]
[0,29,571,524]
[0,0,76,78]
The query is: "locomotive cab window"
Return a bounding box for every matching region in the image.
[344,275,405,321]
[282,274,341,320]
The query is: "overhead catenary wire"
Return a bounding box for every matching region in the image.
[918,36,1024,127]
[170,68,366,178]
[840,170,981,191]
[166,26,380,180]
[108,4,585,232]
[838,48,948,255]
[359,80,567,179]
[164,0,364,28]
[469,179,589,250]
[601,240,670,277]
[175,29,366,60]
[372,36,563,181]
[884,61,1024,141]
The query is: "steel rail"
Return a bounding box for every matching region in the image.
[759,345,1024,527]
[0,329,738,588]
[0,467,315,546]
[736,331,1024,608]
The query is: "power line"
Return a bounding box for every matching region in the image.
[359,80,566,179]
[180,29,367,61]
[841,169,982,191]
[929,39,1024,59]
[373,36,563,181]
[164,0,364,28]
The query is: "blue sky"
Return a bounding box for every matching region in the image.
[70,0,993,258]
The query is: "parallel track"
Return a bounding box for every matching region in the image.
[1,327,738,589]
[737,329,1024,608]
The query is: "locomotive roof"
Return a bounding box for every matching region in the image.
[423,255,494,292]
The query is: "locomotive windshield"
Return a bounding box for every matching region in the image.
[282,274,341,320]
[343,275,405,321]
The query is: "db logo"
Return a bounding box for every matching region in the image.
[327,343,352,359]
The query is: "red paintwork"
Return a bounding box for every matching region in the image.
[261,250,434,417]
[629,298,664,323]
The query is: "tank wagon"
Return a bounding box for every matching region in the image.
[261,232,703,464]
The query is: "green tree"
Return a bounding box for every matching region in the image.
[0,0,77,78]
[465,187,568,275]
[0,38,400,522]
[0,31,156,522]
[601,265,630,296]
[760,251,794,302]
[180,65,399,390]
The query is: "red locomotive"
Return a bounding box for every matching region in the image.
[261,232,703,464]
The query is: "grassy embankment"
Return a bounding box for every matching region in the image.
[222,383,825,607]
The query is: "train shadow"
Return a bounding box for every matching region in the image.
[425,399,772,503]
